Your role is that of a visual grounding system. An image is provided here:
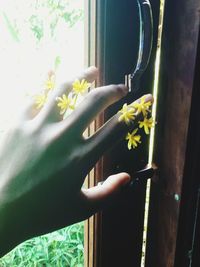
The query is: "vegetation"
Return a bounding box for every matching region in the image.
[2,0,84,43]
[0,223,84,267]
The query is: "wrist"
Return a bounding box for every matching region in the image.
[0,204,12,257]
[0,200,24,257]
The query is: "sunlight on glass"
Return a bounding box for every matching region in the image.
[141,1,165,266]
[0,0,84,133]
[0,1,85,266]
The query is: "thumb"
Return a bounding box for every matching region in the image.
[82,172,131,213]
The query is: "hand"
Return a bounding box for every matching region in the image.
[0,66,152,256]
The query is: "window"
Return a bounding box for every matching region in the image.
[0,1,85,266]
[1,0,199,266]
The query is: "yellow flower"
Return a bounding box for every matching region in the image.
[139,117,154,135]
[126,129,141,150]
[56,94,75,114]
[72,79,91,94]
[35,93,47,109]
[45,71,55,90]
[132,96,152,116]
[118,103,136,125]
[45,79,55,90]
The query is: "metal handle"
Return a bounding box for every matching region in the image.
[125,0,153,92]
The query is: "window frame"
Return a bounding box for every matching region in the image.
[84,0,161,266]
[84,1,200,267]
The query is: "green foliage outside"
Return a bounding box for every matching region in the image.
[0,223,84,267]
[2,0,84,43]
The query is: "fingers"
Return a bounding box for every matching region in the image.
[80,172,131,216]
[84,94,153,165]
[18,97,40,121]
[59,83,128,135]
[37,66,99,122]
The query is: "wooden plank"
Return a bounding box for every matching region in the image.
[174,29,200,267]
[146,1,200,266]
[84,1,100,267]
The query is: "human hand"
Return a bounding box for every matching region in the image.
[0,66,153,256]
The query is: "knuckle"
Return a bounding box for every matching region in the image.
[90,89,107,103]
[107,84,127,98]
[114,84,127,96]
[88,84,127,106]
[107,84,118,94]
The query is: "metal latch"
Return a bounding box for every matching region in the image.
[128,163,158,188]
[125,0,153,92]
[98,163,158,188]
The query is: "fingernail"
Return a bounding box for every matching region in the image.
[87,66,98,73]
[143,94,154,103]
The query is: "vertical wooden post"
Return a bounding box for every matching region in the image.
[174,29,200,267]
[146,1,200,266]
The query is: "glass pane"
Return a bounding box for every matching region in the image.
[0,1,85,266]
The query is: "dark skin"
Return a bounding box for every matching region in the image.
[0,67,153,257]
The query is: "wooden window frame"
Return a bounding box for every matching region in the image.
[84,1,160,266]
[84,1,101,267]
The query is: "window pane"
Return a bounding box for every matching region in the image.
[0,0,84,130]
[0,1,85,266]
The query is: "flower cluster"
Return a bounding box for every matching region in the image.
[34,72,91,119]
[34,71,56,109]
[56,79,91,118]
[34,72,154,151]
[118,96,154,150]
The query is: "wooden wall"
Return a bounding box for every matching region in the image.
[146,0,200,267]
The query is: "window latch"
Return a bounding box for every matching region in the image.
[125,0,153,92]
[129,163,158,186]
[98,164,158,187]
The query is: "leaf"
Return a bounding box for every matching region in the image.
[29,15,44,41]
[54,56,61,70]
[2,12,20,42]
